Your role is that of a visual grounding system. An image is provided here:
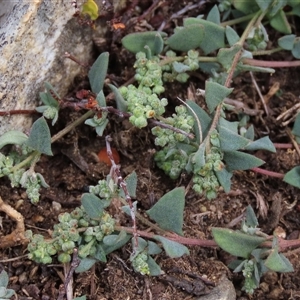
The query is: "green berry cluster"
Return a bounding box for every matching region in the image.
[152,105,194,147]
[131,251,150,275]
[119,52,168,128]
[246,25,268,51]
[154,148,189,180]
[192,131,224,199]
[242,260,257,294]
[26,206,115,264]
[89,179,117,200]
[162,50,199,83]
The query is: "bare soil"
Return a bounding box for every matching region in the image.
[1,1,300,299]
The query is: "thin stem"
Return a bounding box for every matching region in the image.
[242,58,300,68]
[221,12,256,27]
[251,167,284,179]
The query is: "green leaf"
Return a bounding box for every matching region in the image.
[0,271,8,288]
[103,231,127,246]
[166,24,205,52]
[94,244,107,262]
[292,38,300,59]
[212,228,266,258]
[172,61,191,73]
[269,9,291,34]
[147,241,162,255]
[217,44,242,71]
[205,81,233,113]
[102,233,131,254]
[238,63,275,73]
[74,296,86,300]
[225,26,240,46]
[278,34,296,50]
[192,143,206,173]
[244,136,276,152]
[0,130,28,150]
[218,125,250,151]
[75,257,97,273]
[146,187,185,235]
[81,193,108,219]
[264,248,294,272]
[244,125,255,140]
[96,90,106,107]
[122,31,166,55]
[233,0,259,13]
[283,166,300,188]
[95,119,109,136]
[245,205,259,227]
[255,0,272,12]
[184,18,225,54]
[108,84,128,112]
[215,168,232,193]
[27,117,52,155]
[125,171,137,198]
[81,0,98,20]
[292,112,300,136]
[147,256,163,276]
[223,151,265,171]
[186,100,212,143]
[207,5,220,24]
[154,236,189,258]
[88,52,109,94]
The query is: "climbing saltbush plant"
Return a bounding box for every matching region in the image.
[0,0,300,296]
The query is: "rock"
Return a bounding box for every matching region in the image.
[197,274,236,300]
[0,0,105,135]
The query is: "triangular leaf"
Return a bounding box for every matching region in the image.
[96,90,106,107]
[146,187,185,235]
[27,117,52,155]
[225,26,240,46]
[192,143,206,172]
[119,171,137,198]
[264,248,294,272]
[278,34,296,50]
[269,9,291,34]
[154,236,189,258]
[147,256,163,276]
[218,125,249,151]
[184,18,225,54]
[205,81,233,113]
[207,5,220,24]
[94,244,107,262]
[88,52,109,94]
[81,193,108,219]
[122,31,167,55]
[95,119,109,136]
[0,130,28,150]
[102,232,131,254]
[166,24,205,52]
[75,257,97,273]
[244,136,276,152]
[223,151,265,171]
[245,205,259,227]
[292,112,300,136]
[147,241,162,255]
[0,271,8,288]
[212,228,266,258]
[215,168,232,193]
[217,44,242,71]
[283,166,300,188]
[292,38,300,59]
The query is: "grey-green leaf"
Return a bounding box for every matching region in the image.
[205,81,233,113]
[226,26,240,46]
[81,193,107,219]
[166,24,205,52]
[96,90,106,107]
[244,136,276,152]
[0,130,28,150]
[292,112,300,136]
[292,38,300,59]
[212,228,266,258]
[0,271,9,288]
[264,249,294,272]
[245,205,259,228]
[154,236,189,258]
[207,5,220,24]
[147,256,163,276]
[278,34,296,50]
[88,52,109,94]
[102,233,131,254]
[184,18,225,54]
[122,31,166,55]
[283,166,300,188]
[217,44,242,71]
[146,187,185,235]
[218,125,249,151]
[27,117,52,156]
[94,244,107,262]
[75,258,97,273]
[215,168,232,193]
[223,151,265,171]
[108,84,128,112]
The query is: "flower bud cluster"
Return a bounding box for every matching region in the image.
[152,105,194,147]
[154,148,189,180]
[192,132,224,199]
[43,106,58,120]
[119,52,168,128]
[246,24,268,51]
[162,50,199,83]
[0,153,14,177]
[89,179,117,200]
[26,206,115,264]
[19,171,49,204]
[242,260,256,294]
[131,251,150,275]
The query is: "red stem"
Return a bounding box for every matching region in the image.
[243,58,300,68]
[251,167,285,178]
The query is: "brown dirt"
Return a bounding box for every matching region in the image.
[1,1,300,300]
